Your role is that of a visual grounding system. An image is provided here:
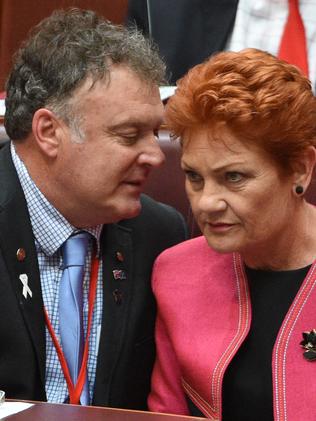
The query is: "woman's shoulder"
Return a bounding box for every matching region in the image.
[158,235,209,255]
[154,235,231,267]
[152,236,235,292]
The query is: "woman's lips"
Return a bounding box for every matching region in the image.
[207,222,236,233]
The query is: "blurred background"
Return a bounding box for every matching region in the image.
[0,0,129,91]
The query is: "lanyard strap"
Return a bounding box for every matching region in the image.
[44,256,100,404]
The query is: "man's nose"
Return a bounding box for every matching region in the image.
[138,135,166,168]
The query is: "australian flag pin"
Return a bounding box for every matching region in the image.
[112,269,127,281]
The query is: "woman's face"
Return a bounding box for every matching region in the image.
[181,127,296,261]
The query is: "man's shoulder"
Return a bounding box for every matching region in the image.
[0,142,16,177]
[0,141,13,172]
[140,193,183,217]
[118,194,188,246]
[0,142,22,206]
[119,194,184,225]
[139,194,187,233]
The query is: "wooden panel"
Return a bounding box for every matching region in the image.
[0,0,128,90]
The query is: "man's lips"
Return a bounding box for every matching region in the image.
[123,169,150,187]
[123,178,146,186]
[122,177,148,193]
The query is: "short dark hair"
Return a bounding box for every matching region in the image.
[5,8,166,140]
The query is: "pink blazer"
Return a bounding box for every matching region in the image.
[148,236,316,420]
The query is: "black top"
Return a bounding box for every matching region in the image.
[221,264,310,421]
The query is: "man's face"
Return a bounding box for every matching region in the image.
[52,65,165,227]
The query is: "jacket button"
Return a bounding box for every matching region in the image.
[113,289,123,305]
[16,248,26,261]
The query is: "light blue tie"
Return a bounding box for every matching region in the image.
[59,232,90,405]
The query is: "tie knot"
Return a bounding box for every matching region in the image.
[62,232,90,268]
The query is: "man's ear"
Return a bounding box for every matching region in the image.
[32,108,65,158]
[292,146,316,191]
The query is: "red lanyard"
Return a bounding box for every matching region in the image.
[44,256,100,404]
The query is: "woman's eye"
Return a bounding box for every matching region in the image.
[184,170,202,183]
[225,172,244,183]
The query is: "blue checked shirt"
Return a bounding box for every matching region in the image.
[11,143,103,404]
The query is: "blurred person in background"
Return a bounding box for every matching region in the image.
[127,0,316,91]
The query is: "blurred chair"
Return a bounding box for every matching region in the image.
[144,130,200,238]
[306,172,316,205]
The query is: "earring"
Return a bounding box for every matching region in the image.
[295,185,304,195]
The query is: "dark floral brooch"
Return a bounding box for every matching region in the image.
[300,329,316,361]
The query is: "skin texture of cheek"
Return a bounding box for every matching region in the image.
[191,188,285,255]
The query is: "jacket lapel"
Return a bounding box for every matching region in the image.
[0,144,46,389]
[93,222,133,404]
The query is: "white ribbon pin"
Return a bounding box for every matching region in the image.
[19,274,32,299]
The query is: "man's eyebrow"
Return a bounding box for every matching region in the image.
[106,121,142,131]
[106,117,164,132]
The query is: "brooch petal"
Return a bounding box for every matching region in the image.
[300,329,316,361]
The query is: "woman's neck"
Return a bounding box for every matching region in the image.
[242,202,316,271]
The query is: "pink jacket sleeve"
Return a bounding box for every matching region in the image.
[148,261,190,415]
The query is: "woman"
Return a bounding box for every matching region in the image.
[148,49,316,420]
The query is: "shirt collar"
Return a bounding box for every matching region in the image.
[11,142,103,256]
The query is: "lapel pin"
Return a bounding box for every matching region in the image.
[115,251,124,262]
[19,273,32,299]
[112,269,127,280]
[112,289,123,305]
[300,329,316,361]
[16,248,26,261]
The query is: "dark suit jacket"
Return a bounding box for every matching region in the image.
[127,0,239,84]
[0,143,187,409]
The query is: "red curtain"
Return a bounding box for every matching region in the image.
[0,0,128,90]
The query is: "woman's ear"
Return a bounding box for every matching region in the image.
[32,108,64,158]
[292,146,316,194]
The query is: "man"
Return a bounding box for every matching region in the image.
[127,0,238,84]
[127,0,316,90]
[0,8,187,409]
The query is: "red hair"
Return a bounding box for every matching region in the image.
[166,48,316,171]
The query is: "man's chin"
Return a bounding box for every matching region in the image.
[115,201,142,222]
